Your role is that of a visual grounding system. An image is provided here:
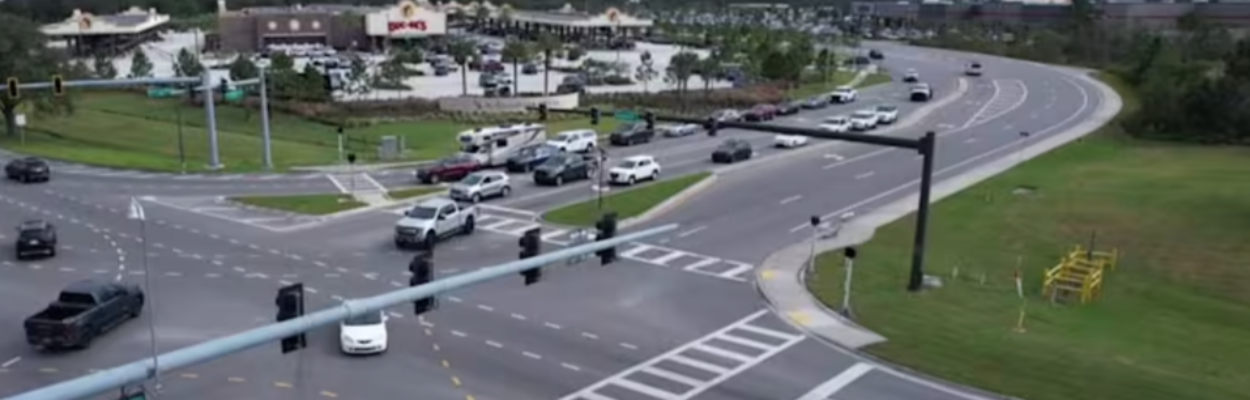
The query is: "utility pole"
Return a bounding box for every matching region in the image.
[202,72,222,170]
[259,64,274,170]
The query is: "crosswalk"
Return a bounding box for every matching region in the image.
[559,310,806,400]
[381,207,756,282]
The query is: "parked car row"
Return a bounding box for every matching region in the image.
[817,104,901,134]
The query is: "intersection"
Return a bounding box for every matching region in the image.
[0,43,1116,400]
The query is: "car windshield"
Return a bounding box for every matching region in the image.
[542,154,571,166]
[617,160,639,169]
[876,105,897,112]
[460,174,485,185]
[614,124,640,133]
[835,87,852,92]
[553,132,577,142]
[854,112,874,118]
[343,312,383,326]
[718,141,740,150]
[825,118,846,124]
[440,156,468,165]
[406,206,438,219]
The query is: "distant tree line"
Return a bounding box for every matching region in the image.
[914,4,1250,145]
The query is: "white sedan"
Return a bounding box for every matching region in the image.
[819,116,852,133]
[340,311,389,355]
[774,134,810,148]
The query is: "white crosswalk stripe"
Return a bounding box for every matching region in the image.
[385,211,755,282]
[559,310,805,400]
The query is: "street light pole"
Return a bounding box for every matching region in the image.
[840,247,857,318]
[127,198,160,396]
[908,131,937,292]
[202,72,222,170]
[176,95,186,174]
[259,66,273,170]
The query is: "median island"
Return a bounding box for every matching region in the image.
[231,193,366,215]
[806,77,1250,400]
[543,172,712,227]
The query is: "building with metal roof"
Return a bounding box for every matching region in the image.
[40,7,171,56]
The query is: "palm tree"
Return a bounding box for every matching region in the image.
[535,32,561,96]
[666,52,699,93]
[501,40,533,96]
[448,39,476,96]
[697,56,724,93]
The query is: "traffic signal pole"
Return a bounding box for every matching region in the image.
[10,75,226,170]
[5,223,677,400]
[538,107,938,292]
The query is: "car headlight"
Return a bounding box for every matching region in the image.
[341,335,353,343]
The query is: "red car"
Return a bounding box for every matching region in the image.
[416,155,482,184]
[743,104,779,121]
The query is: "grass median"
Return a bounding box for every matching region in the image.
[0,91,610,173]
[543,172,712,227]
[807,75,1250,400]
[388,186,446,200]
[231,193,366,215]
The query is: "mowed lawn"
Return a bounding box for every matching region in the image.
[808,77,1250,400]
[0,91,613,173]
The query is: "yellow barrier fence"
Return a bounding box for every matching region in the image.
[1042,245,1119,304]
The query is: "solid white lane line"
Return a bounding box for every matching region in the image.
[794,363,875,400]
[854,172,875,180]
[779,195,803,205]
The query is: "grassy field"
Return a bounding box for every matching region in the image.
[231,193,365,215]
[788,71,893,99]
[0,91,613,173]
[807,76,1250,400]
[543,172,711,226]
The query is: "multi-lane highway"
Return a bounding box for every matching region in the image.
[0,41,1115,400]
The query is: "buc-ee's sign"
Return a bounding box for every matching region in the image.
[387,20,428,32]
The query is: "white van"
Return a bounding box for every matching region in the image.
[546,129,598,153]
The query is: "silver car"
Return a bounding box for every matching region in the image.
[659,123,700,137]
[448,171,511,202]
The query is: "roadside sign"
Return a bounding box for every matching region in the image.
[224,89,245,102]
[615,110,639,122]
[146,87,175,98]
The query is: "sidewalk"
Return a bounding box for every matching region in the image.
[754,70,1123,350]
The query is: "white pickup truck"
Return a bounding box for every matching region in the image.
[394,197,478,250]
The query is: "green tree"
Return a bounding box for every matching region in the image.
[536,32,562,96]
[65,60,93,79]
[815,48,836,84]
[635,51,659,92]
[128,51,153,78]
[566,46,586,62]
[344,53,371,95]
[92,54,117,79]
[0,13,67,137]
[665,52,699,93]
[173,47,204,77]
[228,55,258,81]
[696,56,723,92]
[501,40,533,95]
[448,39,476,96]
[270,52,295,72]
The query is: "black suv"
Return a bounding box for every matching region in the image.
[711,139,753,163]
[16,220,57,260]
[608,122,655,146]
[532,154,591,186]
[868,49,884,59]
[5,157,51,183]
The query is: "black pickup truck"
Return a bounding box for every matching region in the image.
[24,280,145,350]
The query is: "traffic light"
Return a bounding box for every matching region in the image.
[590,107,601,125]
[52,75,64,97]
[644,111,656,131]
[537,103,549,121]
[6,78,18,100]
[275,283,307,354]
[705,118,719,137]
[409,251,436,315]
[519,228,542,285]
[595,213,618,266]
[844,247,858,260]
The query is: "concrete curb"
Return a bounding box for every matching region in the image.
[619,173,719,229]
[751,70,1121,400]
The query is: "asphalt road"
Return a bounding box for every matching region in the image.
[0,42,1107,400]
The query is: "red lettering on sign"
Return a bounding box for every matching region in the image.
[387,20,428,33]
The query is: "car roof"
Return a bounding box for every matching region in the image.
[876,104,897,109]
[825,116,849,121]
[835,85,854,90]
[19,220,49,229]
[853,109,876,114]
[623,155,654,162]
[468,170,506,177]
[556,129,594,135]
[416,197,456,208]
